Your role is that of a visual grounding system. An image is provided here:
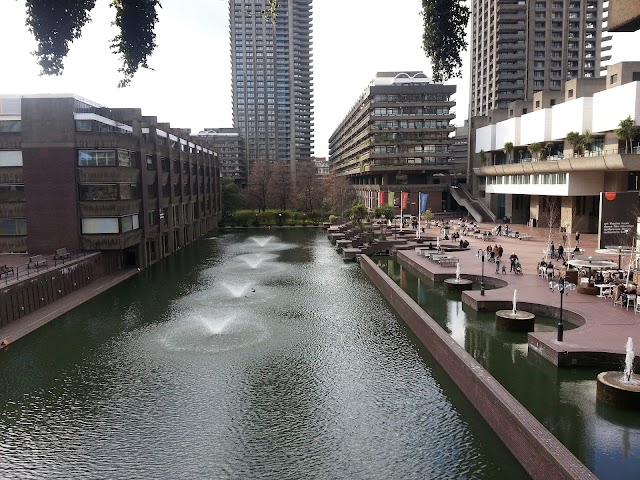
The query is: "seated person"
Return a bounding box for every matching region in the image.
[573,246,581,253]
[594,272,605,284]
[539,259,547,267]
[459,239,464,248]
[462,240,469,248]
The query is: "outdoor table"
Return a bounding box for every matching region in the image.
[594,283,613,298]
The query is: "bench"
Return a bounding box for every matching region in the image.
[28,254,47,268]
[54,248,71,260]
[439,257,460,267]
[0,265,14,277]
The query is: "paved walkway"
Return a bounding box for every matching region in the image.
[396,221,640,368]
[0,268,138,348]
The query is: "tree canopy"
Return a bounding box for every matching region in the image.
[421,0,470,82]
[24,0,468,86]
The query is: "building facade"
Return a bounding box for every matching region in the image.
[471,62,640,233]
[328,72,461,216]
[470,0,611,117]
[0,94,222,268]
[197,128,247,187]
[229,0,314,178]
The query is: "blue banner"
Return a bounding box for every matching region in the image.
[419,193,429,214]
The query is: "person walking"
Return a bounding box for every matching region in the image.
[550,241,555,259]
[495,253,502,274]
[575,231,580,246]
[557,244,565,261]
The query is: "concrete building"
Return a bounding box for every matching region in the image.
[328,72,462,216]
[196,128,247,187]
[0,94,222,268]
[471,62,640,233]
[229,0,314,179]
[470,0,611,117]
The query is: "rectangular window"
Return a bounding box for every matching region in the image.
[79,184,118,201]
[120,214,139,233]
[81,217,119,234]
[0,185,25,202]
[0,151,23,167]
[0,120,22,132]
[78,150,116,167]
[146,155,156,170]
[75,120,92,131]
[610,74,618,84]
[0,217,27,235]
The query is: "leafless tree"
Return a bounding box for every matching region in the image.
[269,161,293,211]
[294,160,322,213]
[244,160,273,212]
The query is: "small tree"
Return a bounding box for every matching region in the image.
[582,130,594,155]
[615,116,639,154]
[503,142,514,163]
[565,131,584,156]
[528,142,543,161]
[351,204,367,222]
[543,142,554,160]
[479,149,487,165]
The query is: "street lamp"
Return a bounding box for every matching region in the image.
[549,277,576,342]
[477,249,486,296]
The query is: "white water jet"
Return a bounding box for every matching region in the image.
[201,315,236,335]
[437,236,440,249]
[624,336,634,383]
[512,289,517,315]
[242,254,266,269]
[222,282,253,298]
[456,264,460,281]
[251,236,273,247]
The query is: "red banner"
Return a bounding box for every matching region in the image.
[378,191,385,206]
[401,192,409,210]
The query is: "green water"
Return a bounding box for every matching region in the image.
[378,256,640,479]
[0,230,527,479]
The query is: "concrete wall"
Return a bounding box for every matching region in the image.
[359,254,595,480]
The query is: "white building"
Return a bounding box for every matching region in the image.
[471,62,640,233]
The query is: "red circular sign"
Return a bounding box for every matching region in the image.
[604,192,617,201]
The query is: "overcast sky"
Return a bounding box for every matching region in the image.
[2,1,640,157]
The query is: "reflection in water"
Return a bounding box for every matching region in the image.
[0,230,526,479]
[377,257,640,480]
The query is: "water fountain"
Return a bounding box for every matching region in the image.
[241,253,268,269]
[597,337,640,410]
[444,263,473,292]
[250,236,273,247]
[222,282,254,298]
[495,289,535,331]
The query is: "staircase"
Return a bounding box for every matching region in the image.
[449,184,497,223]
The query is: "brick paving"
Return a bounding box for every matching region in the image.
[397,220,640,368]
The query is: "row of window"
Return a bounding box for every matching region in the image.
[372,145,449,154]
[372,107,451,116]
[487,173,567,185]
[372,120,452,130]
[372,94,451,103]
[75,120,131,135]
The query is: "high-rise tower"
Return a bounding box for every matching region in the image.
[230,0,314,179]
[469,0,611,117]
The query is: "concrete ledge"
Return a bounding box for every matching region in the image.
[358,254,595,480]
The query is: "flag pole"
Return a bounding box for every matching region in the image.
[400,191,403,231]
[417,192,421,239]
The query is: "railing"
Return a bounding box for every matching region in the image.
[0,250,90,286]
[509,147,640,164]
